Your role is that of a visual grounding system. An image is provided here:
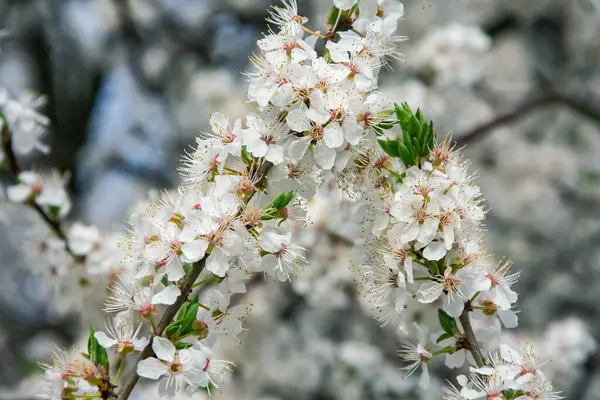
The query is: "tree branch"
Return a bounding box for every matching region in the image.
[459,306,486,368]
[456,91,600,145]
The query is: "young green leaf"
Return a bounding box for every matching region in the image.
[87,326,109,371]
[438,309,459,335]
[378,139,401,158]
[436,332,454,344]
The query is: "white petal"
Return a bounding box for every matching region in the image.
[404,257,414,284]
[400,222,419,243]
[416,282,443,303]
[418,364,429,390]
[498,309,519,329]
[266,144,284,165]
[342,121,363,145]
[323,124,344,148]
[94,332,117,349]
[7,185,31,203]
[206,248,230,277]
[166,260,185,282]
[313,143,336,170]
[423,241,447,261]
[287,110,310,132]
[499,344,524,364]
[137,357,168,380]
[152,285,181,305]
[444,294,465,318]
[371,214,389,237]
[181,240,208,262]
[152,337,176,362]
[133,337,150,351]
[287,137,311,161]
[442,225,454,250]
[259,230,285,253]
[445,350,466,369]
[333,0,359,10]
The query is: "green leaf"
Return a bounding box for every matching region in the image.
[166,298,200,340]
[270,191,295,210]
[395,103,412,134]
[438,309,459,335]
[175,342,193,350]
[398,142,414,167]
[436,345,455,354]
[165,322,181,339]
[377,139,401,158]
[49,205,61,219]
[87,326,109,371]
[436,332,454,344]
[161,274,169,287]
[409,114,422,140]
[326,6,341,28]
[262,192,295,220]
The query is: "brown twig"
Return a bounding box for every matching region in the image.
[456,91,600,145]
[458,305,486,368]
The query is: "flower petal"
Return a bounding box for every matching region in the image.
[152,337,176,362]
[137,357,168,380]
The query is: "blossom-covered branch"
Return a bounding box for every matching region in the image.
[4,1,562,400]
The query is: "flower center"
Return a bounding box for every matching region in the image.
[222,131,236,144]
[261,134,277,145]
[311,125,324,141]
[168,360,182,374]
[330,108,345,123]
[442,275,460,292]
[169,240,183,255]
[357,112,374,128]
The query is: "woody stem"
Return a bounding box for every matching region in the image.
[458,305,486,368]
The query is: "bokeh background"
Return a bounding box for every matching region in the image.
[1,0,600,398]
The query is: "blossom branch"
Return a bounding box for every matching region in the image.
[459,305,486,368]
[115,259,206,400]
[1,121,75,256]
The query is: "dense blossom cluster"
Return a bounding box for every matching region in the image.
[0,1,564,400]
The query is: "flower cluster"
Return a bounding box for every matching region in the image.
[442,344,561,400]
[359,122,556,396]
[34,0,407,395]
[0,0,563,399]
[0,88,49,156]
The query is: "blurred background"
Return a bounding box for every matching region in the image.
[1,0,600,398]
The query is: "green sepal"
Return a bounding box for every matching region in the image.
[438,309,459,335]
[87,326,109,371]
[377,139,401,158]
[175,342,194,350]
[501,389,526,400]
[241,146,253,165]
